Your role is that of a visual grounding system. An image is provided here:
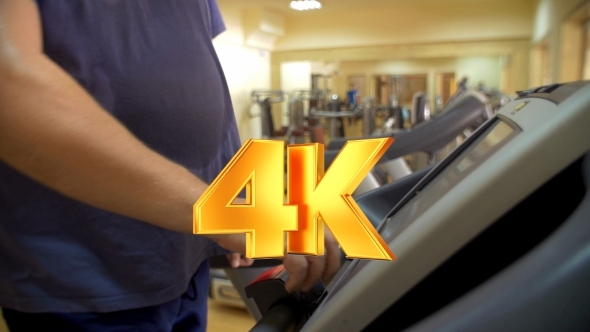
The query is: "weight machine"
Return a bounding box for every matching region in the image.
[247,90,290,139]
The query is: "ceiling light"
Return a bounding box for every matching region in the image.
[290,0,322,11]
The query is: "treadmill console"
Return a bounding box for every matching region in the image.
[301,81,590,332]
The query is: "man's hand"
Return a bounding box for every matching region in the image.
[226,253,254,268]
[208,228,341,292]
[207,199,341,291]
[283,227,341,292]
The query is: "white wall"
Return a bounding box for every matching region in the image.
[531,0,590,83]
[213,42,271,141]
[532,0,587,42]
[213,2,274,142]
[455,56,502,90]
[280,62,312,91]
[280,61,312,125]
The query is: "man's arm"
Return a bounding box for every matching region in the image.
[0,0,208,234]
[0,0,340,290]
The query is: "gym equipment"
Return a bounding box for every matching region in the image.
[361,97,379,137]
[410,91,431,126]
[365,95,405,137]
[247,90,290,139]
[331,89,492,196]
[289,89,329,143]
[246,265,326,332]
[329,89,492,151]
[247,90,307,141]
[248,90,323,144]
[375,75,411,132]
[209,88,493,310]
[209,255,284,311]
[370,90,433,140]
[308,93,362,140]
[209,90,490,311]
[246,80,590,331]
[211,90,293,308]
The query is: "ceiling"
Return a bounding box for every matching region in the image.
[217,0,533,19]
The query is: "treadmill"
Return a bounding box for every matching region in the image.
[325,89,492,153]
[338,89,492,195]
[245,80,590,331]
[209,89,493,312]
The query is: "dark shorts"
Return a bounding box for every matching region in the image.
[2,260,210,332]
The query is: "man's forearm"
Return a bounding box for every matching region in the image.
[0,53,209,234]
[0,0,247,252]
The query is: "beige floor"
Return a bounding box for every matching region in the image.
[207,300,255,332]
[0,310,7,332]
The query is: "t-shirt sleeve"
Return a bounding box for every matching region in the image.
[207,0,226,38]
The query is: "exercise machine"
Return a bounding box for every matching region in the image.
[246,80,590,331]
[365,95,406,137]
[248,89,315,143]
[330,89,492,196]
[209,89,492,310]
[211,90,289,308]
[289,89,330,144]
[307,92,362,140]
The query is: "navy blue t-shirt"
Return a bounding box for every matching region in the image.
[0,0,241,312]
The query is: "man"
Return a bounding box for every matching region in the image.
[346,84,359,125]
[0,0,340,330]
[346,84,359,110]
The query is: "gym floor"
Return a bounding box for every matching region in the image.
[207,299,255,331]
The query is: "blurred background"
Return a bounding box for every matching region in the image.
[212,0,590,142]
[2,1,589,331]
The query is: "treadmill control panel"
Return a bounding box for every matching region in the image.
[515,80,587,104]
[300,80,590,332]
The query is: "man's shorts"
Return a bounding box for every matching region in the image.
[2,260,210,332]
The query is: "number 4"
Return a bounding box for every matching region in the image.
[194,138,395,261]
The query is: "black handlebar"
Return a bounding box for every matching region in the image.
[250,303,298,332]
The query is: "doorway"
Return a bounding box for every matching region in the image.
[436,73,456,105]
[374,74,428,108]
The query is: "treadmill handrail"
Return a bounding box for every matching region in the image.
[324,91,489,168]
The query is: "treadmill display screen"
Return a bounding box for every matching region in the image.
[379,119,516,242]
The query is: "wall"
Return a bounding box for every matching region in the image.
[214,0,540,140]
[213,42,271,141]
[269,0,533,98]
[278,62,312,127]
[333,58,454,107]
[329,56,502,111]
[272,39,530,103]
[532,0,587,42]
[531,0,590,83]
[213,3,274,142]
[280,62,312,91]
[455,57,502,89]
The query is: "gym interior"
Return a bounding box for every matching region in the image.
[206,0,590,330]
[2,0,590,331]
